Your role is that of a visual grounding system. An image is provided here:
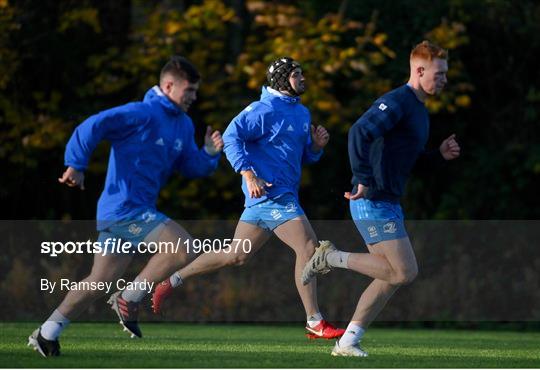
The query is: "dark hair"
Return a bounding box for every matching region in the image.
[160,56,200,84]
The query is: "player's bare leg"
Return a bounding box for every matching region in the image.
[334,237,417,356]
[152,221,269,313]
[342,252,397,282]
[58,253,133,318]
[135,220,199,283]
[108,220,200,337]
[273,216,319,315]
[352,237,417,326]
[273,216,345,339]
[179,221,269,279]
[29,252,133,356]
[302,240,397,286]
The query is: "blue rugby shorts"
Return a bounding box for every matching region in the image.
[240,193,305,231]
[350,198,408,245]
[97,209,170,254]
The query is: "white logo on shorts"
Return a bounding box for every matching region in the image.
[141,211,156,224]
[383,222,397,233]
[287,124,294,132]
[368,225,378,238]
[378,103,388,111]
[270,209,282,220]
[285,202,297,213]
[303,123,309,132]
[128,223,142,236]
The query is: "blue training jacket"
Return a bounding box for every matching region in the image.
[223,86,322,207]
[64,86,221,230]
[348,84,444,203]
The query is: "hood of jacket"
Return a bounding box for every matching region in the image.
[260,86,301,105]
[143,86,185,116]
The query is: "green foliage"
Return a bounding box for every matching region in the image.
[238,2,394,129]
[0,0,538,219]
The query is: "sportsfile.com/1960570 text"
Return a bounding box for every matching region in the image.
[40,238,252,257]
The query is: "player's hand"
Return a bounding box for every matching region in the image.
[344,184,368,200]
[204,126,224,155]
[242,170,272,198]
[310,125,330,152]
[58,167,85,190]
[439,133,460,160]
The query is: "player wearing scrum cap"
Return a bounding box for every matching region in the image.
[153,57,345,339]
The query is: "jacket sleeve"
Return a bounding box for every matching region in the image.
[175,120,220,178]
[222,107,262,173]
[64,103,146,171]
[302,129,323,164]
[348,98,404,185]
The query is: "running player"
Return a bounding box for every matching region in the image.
[302,41,461,357]
[28,56,224,357]
[152,57,344,340]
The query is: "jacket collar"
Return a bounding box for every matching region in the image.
[261,86,300,104]
[144,86,185,116]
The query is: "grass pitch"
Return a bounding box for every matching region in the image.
[1,322,539,368]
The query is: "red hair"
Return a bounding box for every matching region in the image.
[410,40,448,61]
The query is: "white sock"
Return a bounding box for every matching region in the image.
[121,277,147,303]
[327,250,350,269]
[41,309,70,340]
[307,312,323,328]
[338,323,365,347]
[169,272,183,288]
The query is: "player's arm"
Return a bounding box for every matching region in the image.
[240,169,272,198]
[346,99,403,199]
[58,166,85,190]
[175,122,223,178]
[61,103,146,189]
[222,106,263,174]
[223,106,271,198]
[302,124,329,164]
